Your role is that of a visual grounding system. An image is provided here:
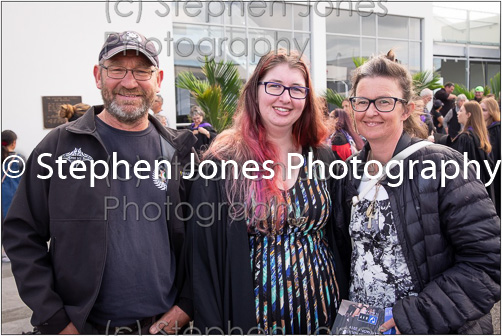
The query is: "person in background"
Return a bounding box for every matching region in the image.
[1,130,23,263]
[411,96,434,136]
[154,114,168,128]
[430,99,445,134]
[419,88,433,114]
[150,94,170,127]
[187,49,348,334]
[329,108,364,160]
[59,103,91,122]
[434,82,456,117]
[335,52,499,334]
[189,106,217,157]
[449,101,495,205]
[473,86,485,103]
[443,94,466,138]
[480,97,501,217]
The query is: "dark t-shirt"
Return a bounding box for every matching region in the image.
[89,117,177,326]
[434,88,454,117]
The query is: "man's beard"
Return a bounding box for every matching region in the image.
[101,85,155,124]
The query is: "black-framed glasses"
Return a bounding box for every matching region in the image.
[258,81,309,100]
[100,64,156,81]
[350,97,408,113]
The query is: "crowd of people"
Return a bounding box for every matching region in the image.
[1,30,500,335]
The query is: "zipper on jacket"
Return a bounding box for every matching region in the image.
[385,184,425,292]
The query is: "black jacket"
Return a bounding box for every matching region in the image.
[2,106,197,333]
[186,147,349,334]
[335,133,500,334]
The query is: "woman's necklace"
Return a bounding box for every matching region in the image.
[366,183,380,229]
[365,150,380,229]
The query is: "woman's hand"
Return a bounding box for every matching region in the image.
[379,318,400,334]
[198,127,211,138]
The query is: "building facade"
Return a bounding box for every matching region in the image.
[2,1,499,156]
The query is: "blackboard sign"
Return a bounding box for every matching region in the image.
[42,96,82,129]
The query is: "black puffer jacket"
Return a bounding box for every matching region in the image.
[334,133,500,334]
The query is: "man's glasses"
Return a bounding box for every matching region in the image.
[350,97,408,113]
[258,81,309,100]
[100,65,156,81]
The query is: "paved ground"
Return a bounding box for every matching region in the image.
[1,262,501,334]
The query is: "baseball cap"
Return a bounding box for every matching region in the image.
[475,86,484,92]
[99,31,159,68]
[433,99,444,109]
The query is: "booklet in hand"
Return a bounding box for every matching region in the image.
[331,300,396,335]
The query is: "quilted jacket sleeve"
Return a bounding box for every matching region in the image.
[393,149,500,334]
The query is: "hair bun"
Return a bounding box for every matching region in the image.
[59,104,75,119]
[386,50,396,62]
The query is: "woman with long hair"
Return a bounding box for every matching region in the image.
[480,97,501,216]
[187,49,347,334]
[451,101,496,203]
[335,52,499,334]
[329,108,364,160]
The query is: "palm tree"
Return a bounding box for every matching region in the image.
[412,70,442,95]
[452,84,475,100]
[176,57,242,132]
[490,72,500,100]
[324,88,346,108]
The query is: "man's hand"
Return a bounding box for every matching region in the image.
[149,305,190,334]
[59,322,79,334]
[379,317,400,334]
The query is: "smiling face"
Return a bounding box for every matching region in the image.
[94,50,163,125]
[354,76,411,146]
[257,63,306,135]
[457,105,470,125]
[192,114,203,126]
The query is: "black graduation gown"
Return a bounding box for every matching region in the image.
[185,147,349,334]
[190,123,217,156]
[487,121,501,217]
[450,130,496,201]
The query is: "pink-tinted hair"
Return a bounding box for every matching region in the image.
[204,49,328,231]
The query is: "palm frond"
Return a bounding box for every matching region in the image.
[453,84,474,100]
[490,72,500,100]
[412,70,442,95]
[352,57,368,68]
[323,88,346,108]
[176,57,243,132]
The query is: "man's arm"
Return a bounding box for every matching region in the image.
[2,146,71,334]
[443,109,453,130]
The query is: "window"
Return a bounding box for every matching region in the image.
[173,2,311,124]
[326,10,422,95]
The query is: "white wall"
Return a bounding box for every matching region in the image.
[2,2,175,157]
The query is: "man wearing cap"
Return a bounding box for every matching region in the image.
[473,86,485,103]
[3,31,196,334]
[434,82,456,117]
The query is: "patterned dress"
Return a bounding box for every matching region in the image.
[349,175,417,308]
[248,155,339,334]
